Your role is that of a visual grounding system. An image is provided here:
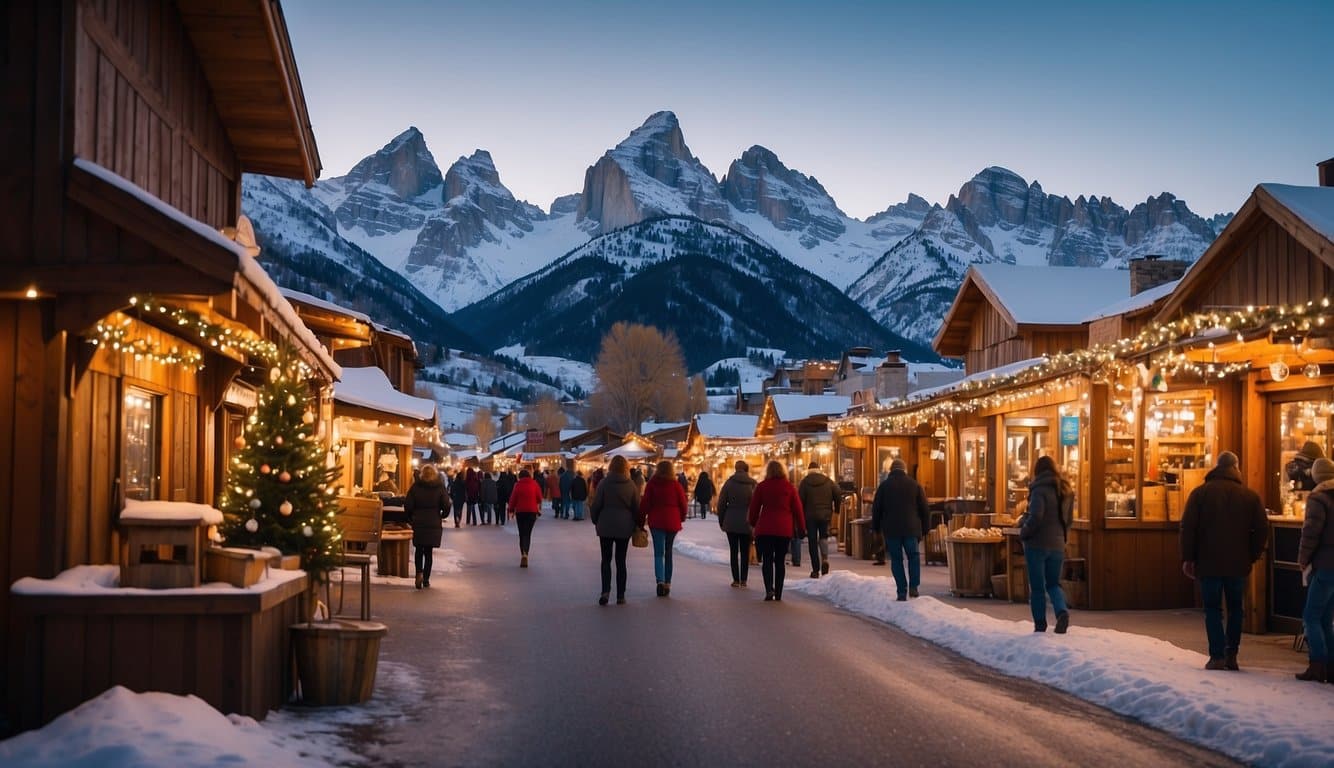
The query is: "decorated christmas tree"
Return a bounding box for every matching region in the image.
[218,351,342,585]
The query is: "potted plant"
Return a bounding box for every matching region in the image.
[218,351,386,706]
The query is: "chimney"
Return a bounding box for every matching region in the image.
[1129,255,1189,295]
[1320,158,1334,187]
[875,351,909,401]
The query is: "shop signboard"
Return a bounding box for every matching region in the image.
[1060,416,1080,446]
[525,430,546,452]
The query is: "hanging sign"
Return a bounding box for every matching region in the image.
[524,430,546,452]
[1060,416,1080,446]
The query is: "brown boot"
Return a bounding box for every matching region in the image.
[1204,657,1228,670]
[1224,652,1239,671]
[1295,661,1328,683]
[414,571,423,589]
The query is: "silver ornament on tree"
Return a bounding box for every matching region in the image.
[248,498,262,510]
[302,525,314,537]
[245,518,259,533]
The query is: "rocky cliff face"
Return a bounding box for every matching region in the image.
[720,145,847,247]
[576,111,730,231]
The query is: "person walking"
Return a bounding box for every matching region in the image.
[748,460,805,602]
[1019,456,1074,632]
[643,459,688,597]
[693,470,715,520]
[547,468,564,519]
[479,471,498,525]
[449,469,467,528]
[677,469,689,498]
[631,466,646,497]
[799,461,839,578]
[1180,451,1268,670]
[405,464,447,589]
[590,466,605,495]
[465,467,481,526]
[590,455,644,605]
[569,469,589,521]
[1296,457,1334,683]
[496,468,515,527]
[871,458,929,601]
[558,466,574,520]
[508,469,544,567]
[717,460,757,588]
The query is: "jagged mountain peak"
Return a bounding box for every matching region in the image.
[721,143,846,246]
[444,149,505,203]
[342,125,442,200]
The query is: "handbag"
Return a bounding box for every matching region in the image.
[631,527,648,548]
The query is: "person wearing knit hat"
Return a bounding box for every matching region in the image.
[1180,449,1269,671]
[1287,441,1326,492]
[1296,456,1334,683]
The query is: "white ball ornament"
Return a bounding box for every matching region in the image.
[302,525,314,537]
[274,435,284,446]
[245,518,259,533]
[248,498,262,510]
[279,500,293,516]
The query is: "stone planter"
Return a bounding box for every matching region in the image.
[291,619,387,706]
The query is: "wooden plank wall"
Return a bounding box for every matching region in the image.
[74,0,238,233]
[1187,220,1328,309]
[964,303,1026,373]
[11,586,305,730]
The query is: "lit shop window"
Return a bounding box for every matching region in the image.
[124,388,161,501]
[960,427,988,501]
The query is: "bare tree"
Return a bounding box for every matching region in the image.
[466,406,496,449]
[688,373,709,417]
[591,322,688,433]
[525,393,568,433]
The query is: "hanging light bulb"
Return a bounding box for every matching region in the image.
[1270,358,1290,382]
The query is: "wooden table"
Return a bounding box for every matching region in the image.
[377,530,412,577]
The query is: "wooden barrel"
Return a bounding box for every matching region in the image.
[292,620,388,705]
[946,538,1000,597]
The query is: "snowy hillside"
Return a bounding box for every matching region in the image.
[417,349,588,430]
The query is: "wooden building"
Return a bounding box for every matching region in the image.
[1,0,331,729]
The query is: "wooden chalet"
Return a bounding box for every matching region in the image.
[282,290,437,495]
[756,393,850,477]
[2,0,330,730]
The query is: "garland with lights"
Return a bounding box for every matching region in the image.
[216,348,342,596]
[839,297,1334,435]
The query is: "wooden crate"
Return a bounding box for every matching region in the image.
[204,547,269,588]
[120,520,205,589]
[946,537,1001,597]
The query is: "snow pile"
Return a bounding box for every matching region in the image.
[120,498,223,525]
[672,526,1334,767]
[10,564,305,596]
[0,685,342,767]
[337,548,466,586]
[0,659,426,768]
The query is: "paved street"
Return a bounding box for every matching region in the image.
[351,517,1237,768]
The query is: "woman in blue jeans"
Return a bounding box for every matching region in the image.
[642,460,688,597]
[1019,456,1071,633]
[1297,458,1334,683]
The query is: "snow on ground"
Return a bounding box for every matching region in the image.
[673,526,1334,768]
[336,548,466,587]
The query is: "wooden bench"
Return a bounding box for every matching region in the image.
[335,496,382,620]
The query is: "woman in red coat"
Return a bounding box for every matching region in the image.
[748,460,805,601]
[507,469,544,568]
[642,460,688,597]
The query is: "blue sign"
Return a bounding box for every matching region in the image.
[1060,416,1080,446]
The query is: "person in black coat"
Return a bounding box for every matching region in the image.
[480,471,498,524]
[870,459,930,601]
[569,470,589,521]
[496,469,516,527]
[449,469,467,528]
[693,471,716,520]
[405,464,448,589]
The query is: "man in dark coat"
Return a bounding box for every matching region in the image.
[798,462,839,578]
[871,458,930,600]
[558,466,575,519]
[1180,451,1269,671]
[495,469,516,527]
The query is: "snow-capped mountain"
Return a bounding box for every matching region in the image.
[451,217,935,370]
[847,166,1230,345]
[244,111,1230,354]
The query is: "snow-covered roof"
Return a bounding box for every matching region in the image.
[559,429,586,441]
[601,442,658,459]
[279,288,372,324]
[1261,183,1334,242]
[441,432,477,447]
[740,377,766,395]
[73,159,339,380]
[371,321,413,343]
[119,499,223,526]
[846,355,883,372]
[693,413,759,439]
[640,421,689,435]
[893,356,1047,406]
[489,431,526,452]
[770,394,851,423]
[1083,278,1181,322]
[972,263,1131,325]
[334,366,436,422]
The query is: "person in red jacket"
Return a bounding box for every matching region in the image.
[748,460,805,602]
[546,468,563,518]
[507,469,544,568]
[642,460,689,597]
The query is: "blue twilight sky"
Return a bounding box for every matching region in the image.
[283,0,1332,220]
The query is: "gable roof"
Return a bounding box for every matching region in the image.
[334,366,436,423]
[770,394,850,423]
[177,0,321,185]
[692,413,759,440]
[1156,184,1334,319]
[934,264,1131,356]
